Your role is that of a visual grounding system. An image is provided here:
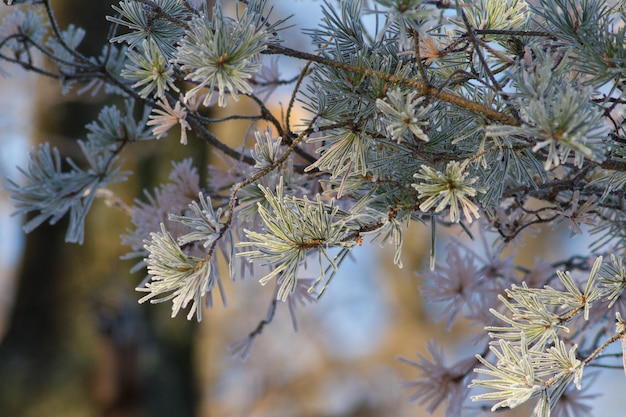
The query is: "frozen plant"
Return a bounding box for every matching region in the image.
[4,0,626,416]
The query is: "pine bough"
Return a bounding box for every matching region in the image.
[3,0,626,415]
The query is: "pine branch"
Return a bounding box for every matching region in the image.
[264,44,519,125]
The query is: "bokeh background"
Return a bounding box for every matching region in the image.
[0,1,624,416]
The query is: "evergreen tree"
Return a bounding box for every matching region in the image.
[3,0,626,415]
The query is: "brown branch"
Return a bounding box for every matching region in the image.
[600,159,626,171]
[264,44,519,126]
[186,115,256,165]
